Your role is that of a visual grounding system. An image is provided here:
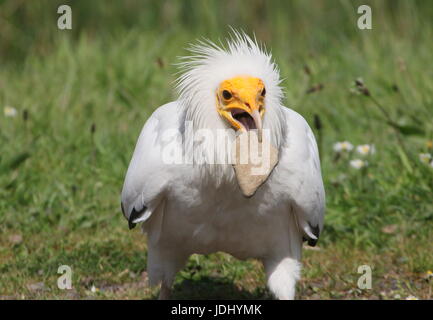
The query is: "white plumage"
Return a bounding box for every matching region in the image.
[121,32,325,300]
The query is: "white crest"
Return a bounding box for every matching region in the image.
[175,30,286,148]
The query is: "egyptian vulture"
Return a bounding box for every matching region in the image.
[121,32,325,300]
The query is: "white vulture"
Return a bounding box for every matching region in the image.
[121,32,325,300]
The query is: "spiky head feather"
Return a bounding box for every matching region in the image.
[176,31,286,147]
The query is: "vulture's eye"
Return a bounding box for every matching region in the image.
[261,88,266,97]
[222,90,232,100]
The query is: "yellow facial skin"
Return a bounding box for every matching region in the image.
[216,76,266,138]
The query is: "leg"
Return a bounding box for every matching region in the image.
[147,243,189,300]
[159,281,172,300]
[264,213,303,300]
[264,256,301,300]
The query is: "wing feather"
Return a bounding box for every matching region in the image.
[278,107,325,246]
[121,101,180,228]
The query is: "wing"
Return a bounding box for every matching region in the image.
[278,107,325,246]
[121,101,181,230]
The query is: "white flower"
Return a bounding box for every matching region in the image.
[405,295,418,300]
[350,159,368,169]
[419,153,432,164]
[91,285,98,293]
[4,106,17,117]
[333,141,353,152]
[357,144,376,156]
[355,77,364,86]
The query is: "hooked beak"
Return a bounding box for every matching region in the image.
[251,109,263,143]
[221,103,264,142]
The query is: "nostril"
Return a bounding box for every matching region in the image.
[245,103,250,108]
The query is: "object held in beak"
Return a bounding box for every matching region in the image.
[231,130,278,197]
[229,108,263,142]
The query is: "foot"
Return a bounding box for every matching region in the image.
[158,283,171,300]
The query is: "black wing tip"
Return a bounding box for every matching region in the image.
[121,201,135,229]
[302,236,318,246]
[128,206,147,230]
[307,238,318,247]
[303,223,321,247]
[121,202,125,215]
[309,223,320,238]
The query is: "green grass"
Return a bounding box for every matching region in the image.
[0,0,432,299]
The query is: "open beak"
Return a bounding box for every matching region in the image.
[251,109,263,142]
[221,103,263,142]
